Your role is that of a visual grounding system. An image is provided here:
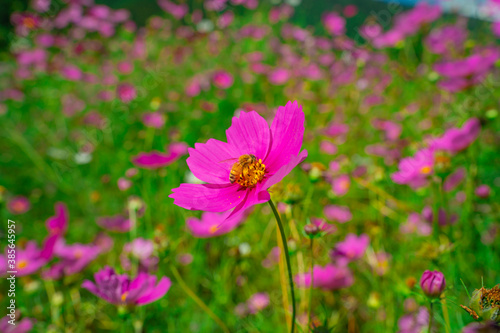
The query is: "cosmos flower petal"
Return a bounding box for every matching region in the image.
[187,138,240,184]
[265,101,305,172]
[136,277,172,305]
[226,187,270,221]
[81,280,100,296]
[263,150,308,189]
[169,183,245,212]
[226,111,271,159]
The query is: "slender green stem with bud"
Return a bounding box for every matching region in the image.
[308,237,314,328]
[269,199,296,333]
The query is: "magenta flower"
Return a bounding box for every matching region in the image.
[247,292,270,314]
[43,239,104,279]
[295,264,353,290]
[331,174,350,197]
[61,65,83,81]
[117,83,137,103]
[443,167,466,192]
[212,70,234,89]
[186,211,246,238]
[475,184,491,198]
[82,266,171,306]
[391,148,434,189]
[132,142,188,169]
[6,196,31,215]
[420,270,445,298]
[429,118,481,154]
[1,238,56,277]
[0,313,33,333]
[97,215,131,232]
[425,25,467,55]
[268,68,290,85]
[169,101,307,220]
[46,202,68,236]
[142,112,165,129]
[331,233,369,264]
[324,205,352,223]
[397,307,429,333]
[322,12,346,36]
[121,238,158,273]
[311,217,337,234]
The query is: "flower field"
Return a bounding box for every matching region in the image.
[0,0,499,332]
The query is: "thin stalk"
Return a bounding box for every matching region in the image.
[170,264,230,333]
[269,199,296,333]
[308,238,314,329]
[428,302,434,333]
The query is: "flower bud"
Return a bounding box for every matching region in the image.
[420,270,445,298]
[304,224,320,236]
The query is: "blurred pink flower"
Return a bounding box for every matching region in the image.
[142,112,166,128]
[324,205,352,223]
[213,70,234,89]
[443,167,466,192]
[429,118,480,154]
[268,68,290,85]
[186,211,246,238]
[331,233,369,264]
[132,142,188,169]
[117,83,137,103]
[97,215,131,233]
[295,263,353,290]
[7,196,31,215]
[247,292,270,314]
[331,174,350,196]
[322,12,345,36]
[475,184,491,198]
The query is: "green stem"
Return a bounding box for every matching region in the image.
[170,264,230,333]
[308,237,314,329]
[269,199,296,333]
[428,302,434,333]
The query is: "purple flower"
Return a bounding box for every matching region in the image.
[158,0,188,19]
[425,25,467,55]
[212,70,234,89]
[7,196,31,215]
[324,205,352,223]
[247,292,270,314]
[331,174,350,197]
[311,217,337,234]
[0,313,33,333]
[142,112,165,129]
[132,142,188,169]
[420,270,446,298]
[391,148,434,189]
[117,83,137,103]
[331,233,369,264]
[295,263,353,290]
[261,246,281,269]
[475,184,491,198]
[400,213,431,236]
[397,307,429,333]
[43,239,104,279]
[322,12,345,36]
[82,266,171,306]
[169,101,307,220]
[61,65,83,81]
[443,167,466,192]
[429,118,481,154]
[121,238,158,273]
[97,215,131,233]
[186,211,246,238]
[46,202,68,236]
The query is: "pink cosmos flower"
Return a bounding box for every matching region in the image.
[186,211,246,238]
[132,142,188,169]
[324,205,352,223]
[443,167,466,192]
[0,239,56,277]
[268,68,290,85]
[117,83,137,103]
[212,70,234,89]
[429,118,480,154]
[158,0,188,19]
[7,196,31,215]
[295,263,353,290]
[46,202,68,236]
[82,266,171,306]
[475,184,491,198]
[121,238,158,273]
[61,65,83,81]
[322,12,346,36]
[247,292,270,314]
[0,313,33,333]
[311,217,336,234]
[169,101,307,220]
[331,174,350,196]
[118,177,132,191]
[142,112,165,128]
[391,148,434,189]
[397,307,429,333]
[331,233,369,264]
[97,215,131,232]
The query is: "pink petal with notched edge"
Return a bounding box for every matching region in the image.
[169,183,245,212]
[263,150,308,189]
[265,101,305,172]
[136,277,172,305]
[226,111,272,159]
[187,139,240,184]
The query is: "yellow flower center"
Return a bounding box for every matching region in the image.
[18,260,28,269]
[23,17,36,29]
[209,225,219,234]
[420,166,432,175]
[230,155,266,188]
[121,292,129,302]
